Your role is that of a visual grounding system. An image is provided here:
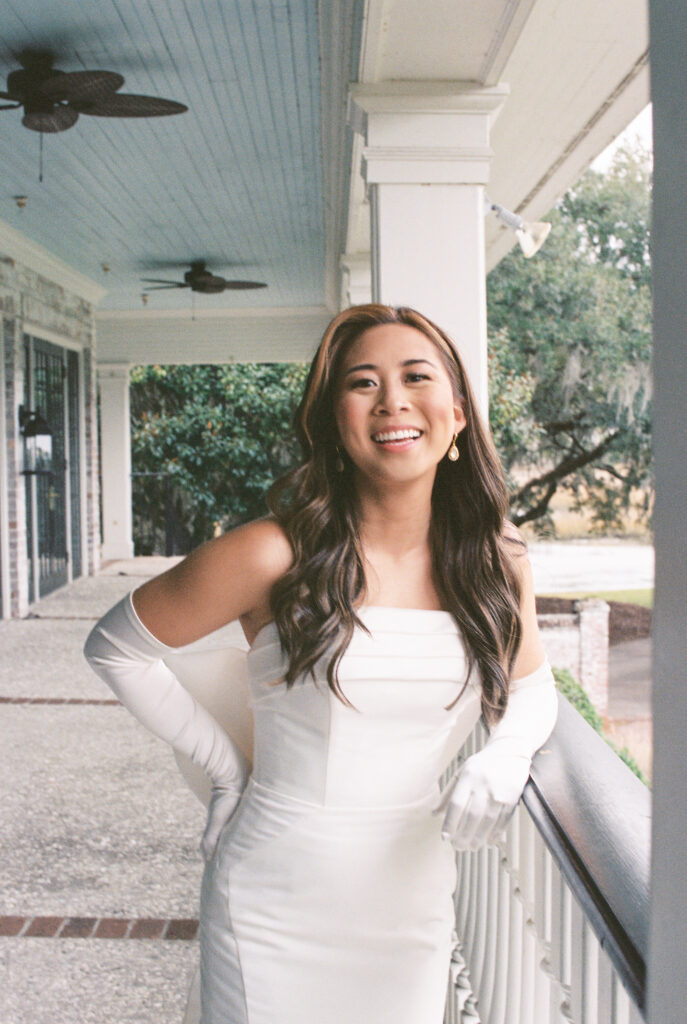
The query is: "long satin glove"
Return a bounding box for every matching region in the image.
[433,659,558,851]
[83,593,251,862]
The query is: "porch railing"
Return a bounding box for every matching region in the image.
[444,695,650,1024]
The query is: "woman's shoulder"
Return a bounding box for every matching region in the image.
[132,518,293,647]
[212,517,293,580]
[502,520,528,558]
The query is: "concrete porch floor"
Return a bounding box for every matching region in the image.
[0,542,653,1023]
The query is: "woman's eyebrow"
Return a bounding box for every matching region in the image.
[344,358,437,377]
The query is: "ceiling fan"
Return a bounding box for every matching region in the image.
[0,49,187,133]
[142,261,268,295]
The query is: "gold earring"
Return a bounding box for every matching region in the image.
[447,433,460,462]
[335,446,345,472]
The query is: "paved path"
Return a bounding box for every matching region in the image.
[0,567,201,1024]
[0,543,654,1022]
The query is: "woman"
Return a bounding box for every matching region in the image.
[85,304,557,1024]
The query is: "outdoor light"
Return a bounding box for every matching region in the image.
[18,405,53,476]
[485,196,551,257]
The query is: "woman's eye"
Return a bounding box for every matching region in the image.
[406,372,430,383]
[349,377,376,389]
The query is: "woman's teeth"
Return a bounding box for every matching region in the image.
[373,429,421,443]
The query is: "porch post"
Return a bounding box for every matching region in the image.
[349,82,508,414]
[647,1,687,1020]
[97,363,134,561]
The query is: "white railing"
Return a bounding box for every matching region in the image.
[444,700,650,1024]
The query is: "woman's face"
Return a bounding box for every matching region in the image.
[334,323,465,489]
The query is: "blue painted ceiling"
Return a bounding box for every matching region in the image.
[0,0,326,311]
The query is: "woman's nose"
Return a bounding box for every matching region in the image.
[374,382,410,414]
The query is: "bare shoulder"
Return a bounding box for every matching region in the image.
[132,518,293,646]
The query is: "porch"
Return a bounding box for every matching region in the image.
[0,545,650,1023]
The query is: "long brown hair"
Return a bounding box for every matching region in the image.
[267,304,522,722]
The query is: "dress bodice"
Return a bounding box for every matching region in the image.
[245,607,482,808]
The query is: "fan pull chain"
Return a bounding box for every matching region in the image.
[39,131,43,183]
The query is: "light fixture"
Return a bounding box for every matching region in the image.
[485,196,551,257]
[18,405,53,475]
[13,194,28,209]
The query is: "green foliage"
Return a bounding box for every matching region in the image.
[488,145,653,532]
[130,363,307,552]
[553,666,649,786]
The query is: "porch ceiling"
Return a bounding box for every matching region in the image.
[0,0,648,362]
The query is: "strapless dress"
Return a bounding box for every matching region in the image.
[199,607,482,1024]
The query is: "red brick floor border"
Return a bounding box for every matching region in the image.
[0,915,199,939]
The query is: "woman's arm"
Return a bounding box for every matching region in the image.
[84,518,292,859]
[435,527,558,850]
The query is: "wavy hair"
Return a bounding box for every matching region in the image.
[267,304,523,722]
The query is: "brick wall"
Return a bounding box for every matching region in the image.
[0,256,98,617]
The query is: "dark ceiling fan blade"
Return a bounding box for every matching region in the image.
[42,70,124,102]
[222,280,268,290]
[0,102,22,110]
[140,277,187,285]
[71,93,187,117]
[142,284,190,291]
[22,105,78,133]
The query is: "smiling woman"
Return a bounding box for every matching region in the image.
[84,303,557,1024]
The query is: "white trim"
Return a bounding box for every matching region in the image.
[77,348,89,580]
[21,320,86,352]
[0,219,107,304]
[62,350,73,585]
[348,81,511,117]
[95,304,329,323]
[0,320,10,618]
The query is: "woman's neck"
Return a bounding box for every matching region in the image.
[355,476,434,558]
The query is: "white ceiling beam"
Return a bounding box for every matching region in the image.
[94,306,332,365]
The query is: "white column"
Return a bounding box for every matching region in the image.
[97,363,134,561]
[647,2,687,1022]
[339,253,372,308]
[349,82,509,413]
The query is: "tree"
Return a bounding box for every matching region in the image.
[130,363,307,553]
[487,144,653,531]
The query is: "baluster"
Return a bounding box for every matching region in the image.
[487,838,512,1024]
[470,846,491,998]
[596,946,615,1023]
[478,844,501,1022]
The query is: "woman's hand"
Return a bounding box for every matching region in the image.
[201,781,247,862]
[434,658,558,850]
[434,745,531,851]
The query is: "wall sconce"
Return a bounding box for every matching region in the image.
[485,196,551,257]
[18,405,53,476]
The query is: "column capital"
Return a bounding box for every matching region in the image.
[339,253,372,307]
[97,362,132,381]
[348,81,509,185]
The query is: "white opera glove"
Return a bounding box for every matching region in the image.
[434,659,558,851]
[83,593,251,862]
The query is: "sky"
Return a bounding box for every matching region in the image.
[591,104,653,171]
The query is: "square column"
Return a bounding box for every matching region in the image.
[97,363,134,561]
[349,82,508,412]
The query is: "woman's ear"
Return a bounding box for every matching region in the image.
[453,400,467,436]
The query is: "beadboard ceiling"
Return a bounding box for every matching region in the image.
[0,0,649,351]
[0,0,336,313]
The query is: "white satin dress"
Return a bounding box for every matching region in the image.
[199,607,482,1024]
